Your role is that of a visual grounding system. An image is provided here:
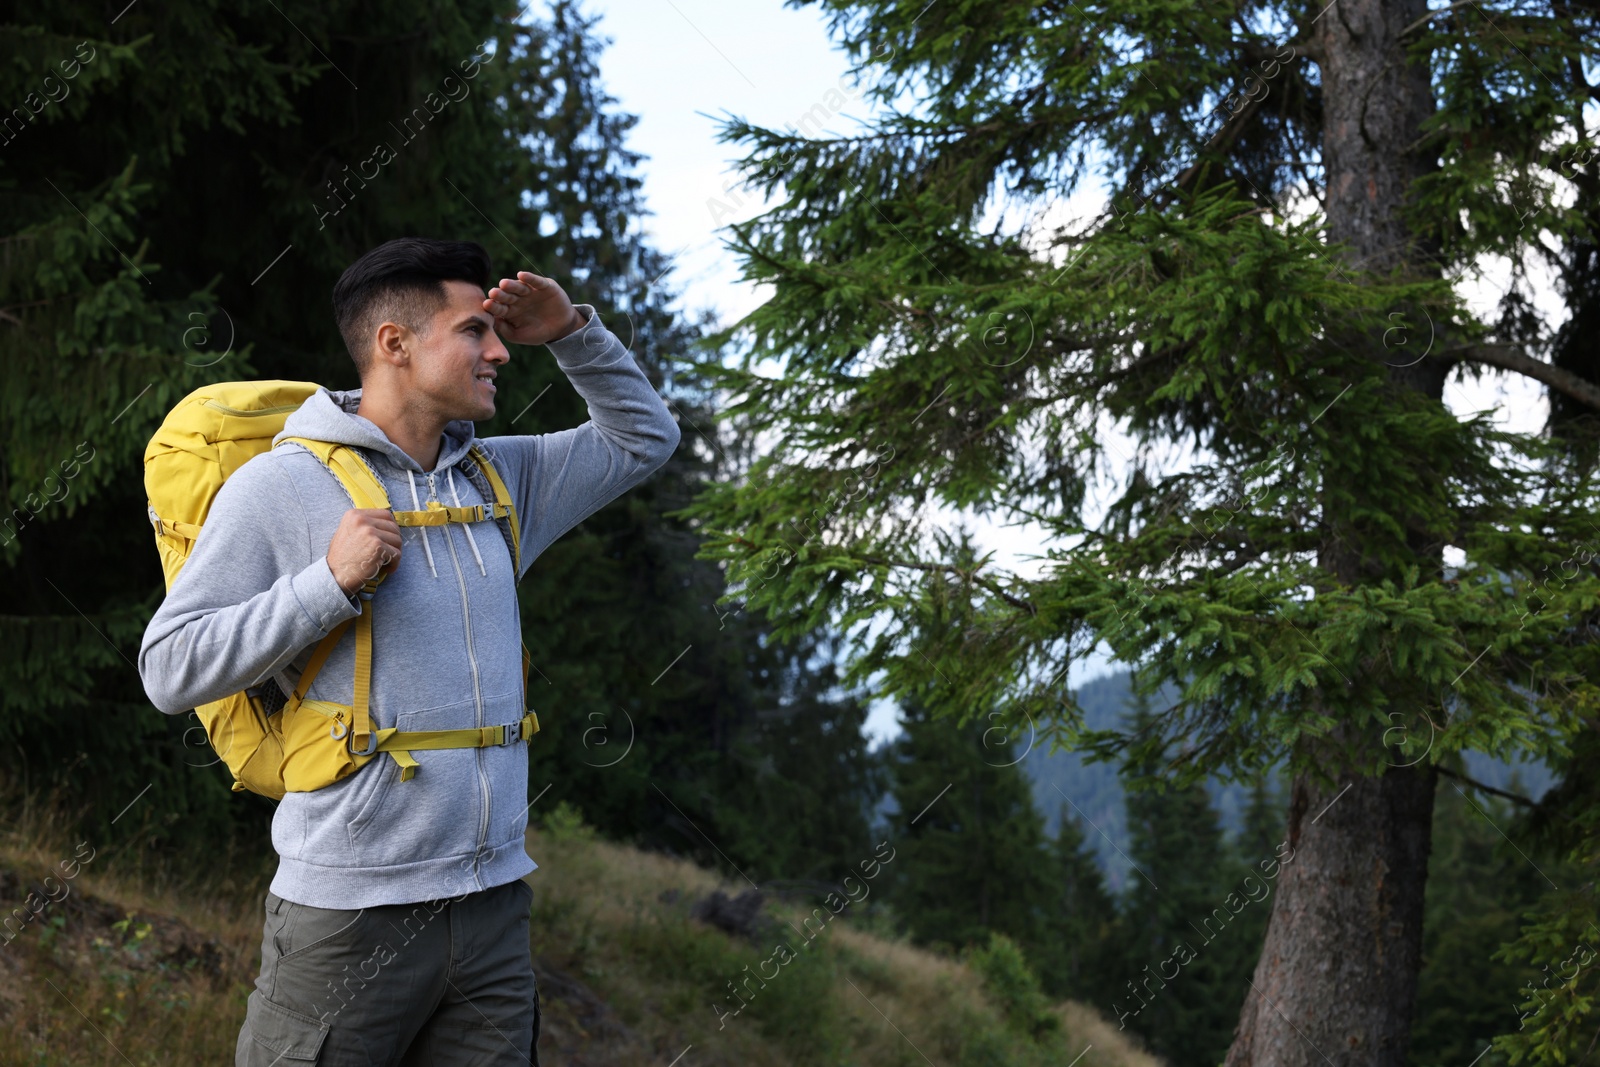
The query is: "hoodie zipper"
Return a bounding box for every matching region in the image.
[428,470,493,888]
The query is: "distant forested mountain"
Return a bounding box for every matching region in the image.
[1021,669,1554,890]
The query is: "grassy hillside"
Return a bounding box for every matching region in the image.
[0,796,1162,1067]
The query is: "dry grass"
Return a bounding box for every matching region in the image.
[1056,1002,1166,1067]
[0,795,1162,1067]
[0,792,269,1066]
[522,818,1163,1067]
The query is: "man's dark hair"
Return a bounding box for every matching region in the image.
[332,237,492,375]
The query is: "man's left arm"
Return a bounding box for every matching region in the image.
[480,302,680,574]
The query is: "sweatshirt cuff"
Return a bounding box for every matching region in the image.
[545,304,622,369]
[291,557,362,634]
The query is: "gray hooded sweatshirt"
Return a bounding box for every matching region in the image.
[137,305,679,909]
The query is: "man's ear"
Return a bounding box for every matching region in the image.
[373,321,411,370]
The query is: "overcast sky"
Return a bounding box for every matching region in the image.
[574,0,874,323]
[574,0,1556,744]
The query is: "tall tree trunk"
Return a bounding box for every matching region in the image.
[1227,728,1438,1065]
[1226,1,1443,1064]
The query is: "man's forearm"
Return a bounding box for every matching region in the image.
[138,458,360,715]
[549,304,590,343]
[483,304,681,570]
[139,555,360,715]
[543,305,679,463]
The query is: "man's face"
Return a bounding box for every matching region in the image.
[403,279,510,422]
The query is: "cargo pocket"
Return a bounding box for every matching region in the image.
[243,990,329,1063]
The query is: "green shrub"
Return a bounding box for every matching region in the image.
[541,800,597,842]
[965,932,1060,1040]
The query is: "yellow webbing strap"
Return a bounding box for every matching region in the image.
[349,586,375,751]
[469,445,521,574]
[276,437,390,748]
[392,501,517,527]
[386,749,421,778]
[152,515,204,543]
[282,617,355,718]
[318,447,389,510]
[377,712,540,781]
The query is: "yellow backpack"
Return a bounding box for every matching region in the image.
[144,380,538,801]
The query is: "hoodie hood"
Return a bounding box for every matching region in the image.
[274,387,479,474]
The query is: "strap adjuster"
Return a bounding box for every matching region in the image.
[493,715,535,746]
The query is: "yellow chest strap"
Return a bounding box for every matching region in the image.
[393,500,516,527]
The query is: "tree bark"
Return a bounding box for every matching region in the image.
[1227,727,1438,1066]
[1226,1,1442,1064]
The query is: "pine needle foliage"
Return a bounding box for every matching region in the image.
[677,0,1600,802]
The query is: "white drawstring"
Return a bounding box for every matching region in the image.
[447,467,488,577]
[405,470,439,578]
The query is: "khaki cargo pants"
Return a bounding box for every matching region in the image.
[236,878,540,1065]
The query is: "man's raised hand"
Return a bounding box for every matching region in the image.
[483,271,587,347]
[327,508,402,595]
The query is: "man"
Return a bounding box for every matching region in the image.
[137,236,680,1065]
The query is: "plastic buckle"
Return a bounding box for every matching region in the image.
[500,720,522,746]
[348,730,379,756]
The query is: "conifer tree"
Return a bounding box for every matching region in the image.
[1115,684,1257,1065]
[1408,777,1554,1065]
[1037,806,1120,1004]
[882,689,1053,954]
[1238,775,1284,862]
[678,2,1600,1059]
[1222,773,1284,1000]
[1459,63,1600,1061]
[1484,734,1600,1061]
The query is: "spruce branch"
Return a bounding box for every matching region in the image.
[1236,38,1323,66]
[857,553,1037,615]
[1449,343,1600,412]
[1435,764,1539,809]
[1398,1,1479,41]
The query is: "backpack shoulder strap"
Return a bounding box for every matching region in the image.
[277,436,391,510]
[274,435,387,753]
[468,444,520,575]
[465,445,533,714]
